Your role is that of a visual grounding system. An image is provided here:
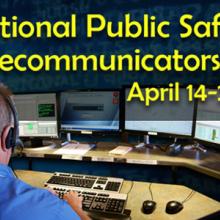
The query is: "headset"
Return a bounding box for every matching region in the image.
[0,90,23,150]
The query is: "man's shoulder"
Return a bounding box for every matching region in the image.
[0,177,80,220]
[1,176,60,208]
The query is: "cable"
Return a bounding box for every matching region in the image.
[181,190,195,204]
[127,181,134,195]
[16,144,24,156]
[149,183,154,201]
[147,183,194,204]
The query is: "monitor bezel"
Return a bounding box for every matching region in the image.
[122,84,196,139]
[13,92,59,139]
[59,89,123,134]
[193,87,220,150]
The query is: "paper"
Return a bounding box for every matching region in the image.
[109,146,133,155]
[54,143,92,156]
[126,159,157,165]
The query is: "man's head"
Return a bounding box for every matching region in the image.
[0,83,14,164]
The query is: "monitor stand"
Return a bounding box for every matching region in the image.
[144,134,158,148]
[136,135,182,151]
[62,133,79,145]
[169,137,178,147]
[135,135,157,149]
[170,137,193,146]
[67,133,71,142]
[23,138,56,149]
[168,138,184,155]
[184,141,207,153]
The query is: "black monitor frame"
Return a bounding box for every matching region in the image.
[59,89,123,135]
[122,84,197,139]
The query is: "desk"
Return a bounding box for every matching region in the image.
[16,142,220,180]
[15,170,220,220]
[12,142,220,201]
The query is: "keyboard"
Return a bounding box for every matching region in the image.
[45,172,123,192]
[51,185,129,218]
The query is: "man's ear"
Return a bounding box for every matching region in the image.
[1,125,12,151]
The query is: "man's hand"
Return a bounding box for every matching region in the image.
[64,191,91,220]
[63,191,83,212]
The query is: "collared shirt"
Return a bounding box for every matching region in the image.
[0,164,80,220]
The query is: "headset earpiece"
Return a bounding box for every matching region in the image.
[5,127,15,149]
[0,89,23,150]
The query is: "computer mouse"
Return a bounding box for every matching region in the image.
[142,200,156,214]
[166,201,183,214]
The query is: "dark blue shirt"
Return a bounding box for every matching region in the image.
[0,164,80,220]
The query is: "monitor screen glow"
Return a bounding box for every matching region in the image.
[60,91,120,132]
[125,88,194,137]
[195,90,220,145]
[14,93,58,137]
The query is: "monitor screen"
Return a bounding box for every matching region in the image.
[14,93,58,137]
[125,88,194,136]
[60,91,120,132]
[195,89,220,144]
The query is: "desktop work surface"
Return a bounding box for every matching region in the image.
[17,142,220,180]
[15,170,220,220]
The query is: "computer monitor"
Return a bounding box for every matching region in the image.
[14,93,58,138]
[60,90,120,132]
[125,87,195,137]
[195,89,220,146]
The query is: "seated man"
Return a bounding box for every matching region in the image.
[0,84,90,220]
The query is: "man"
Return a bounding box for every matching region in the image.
[0,84,90,220]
